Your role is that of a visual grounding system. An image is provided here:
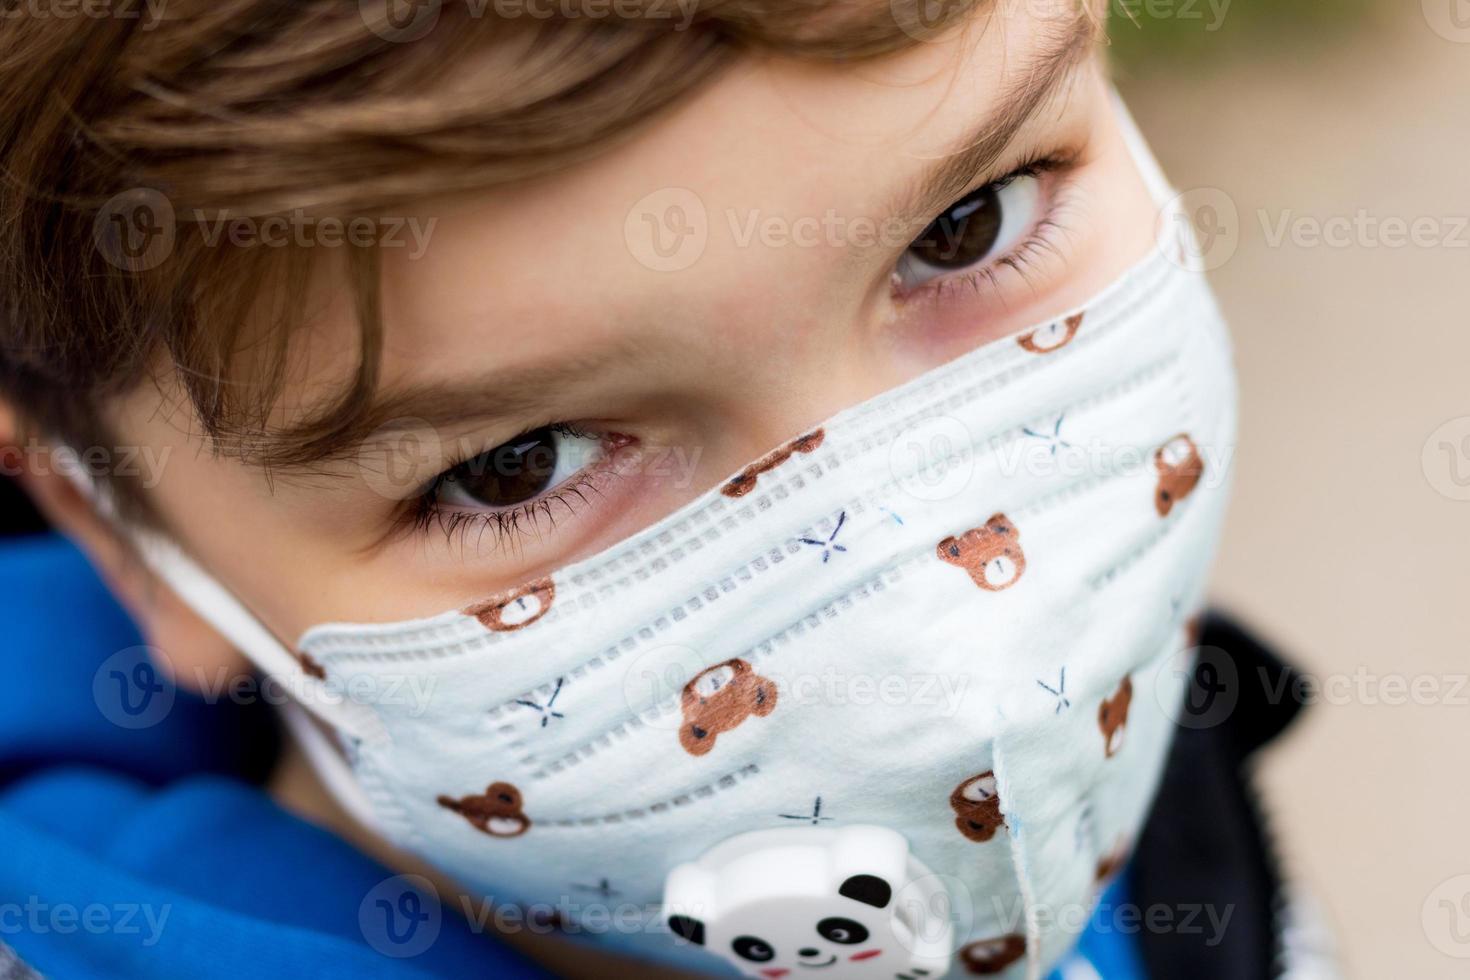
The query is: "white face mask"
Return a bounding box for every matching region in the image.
[117,99,1236,979]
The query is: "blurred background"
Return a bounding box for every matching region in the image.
[1,2,1465,975]
[1115,2,1470,975]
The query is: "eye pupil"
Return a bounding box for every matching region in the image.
[907,185,1003,270]
[444,426,560,508]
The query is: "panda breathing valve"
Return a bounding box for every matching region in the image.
[664,825,954,979]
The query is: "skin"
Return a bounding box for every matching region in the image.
[5,4,1159,976]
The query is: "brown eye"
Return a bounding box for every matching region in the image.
[895,174,1042,291]
[908,185,1004,270]
[436,425,598,510]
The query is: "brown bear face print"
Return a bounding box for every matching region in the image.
[1016,313,1083,354]
[1154,433,1204,517]
[465,578,555,632]
[960,934,1026,975]
[678,658,778,756]
[937,513,1026,592]
[950,771,1005,843]
[437,781,530,838]
[1098,675,1133,759]
[721,429,825,498]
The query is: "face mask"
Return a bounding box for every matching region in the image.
[114,98,1236,979]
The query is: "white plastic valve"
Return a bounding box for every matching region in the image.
[663,825,954,979]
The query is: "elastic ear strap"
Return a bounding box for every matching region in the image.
[61,463,378,741]
[1110,88,1173,206]
[135,532,379,741]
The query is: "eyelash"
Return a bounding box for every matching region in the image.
[402,422,614,554]
[403,152,1080,554]
[899,153,1079,305]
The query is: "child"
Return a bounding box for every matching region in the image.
[0,2,1322,977]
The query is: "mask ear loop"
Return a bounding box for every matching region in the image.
[59,463,390,829]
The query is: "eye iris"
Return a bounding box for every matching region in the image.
[732,936,775,962]
[444,426,559,508]
[907,185,1003,270]
[817,917,868,945]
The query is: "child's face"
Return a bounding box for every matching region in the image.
[109,6,1155,650]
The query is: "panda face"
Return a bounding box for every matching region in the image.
[719,905,888,977]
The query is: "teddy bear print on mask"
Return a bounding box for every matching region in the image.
[437,781,530,838]
[679,658,778,756]
[1154,433,1204,517]
[950,771,1005,843]
[937,514,1026,592]
[721,429,825,498]
[1098,676,1133,759]
[465,577,556,632]
[1016,313,1083,354]
[959,934,1026,975]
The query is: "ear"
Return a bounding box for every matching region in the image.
[667,914,705,946]
[838,874,892,909]
[937,537,962,564]
[3,428,249,693]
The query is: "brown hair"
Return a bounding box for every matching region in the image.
[0,0,978,523]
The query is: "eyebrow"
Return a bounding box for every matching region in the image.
[254,10,1102,472]
[887,7,1102,231]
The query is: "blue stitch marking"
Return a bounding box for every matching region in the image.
[879,505,905,526]
[799,510,849,563]
[779,796,833,825]
[515,676,566,727]
[1022,412,1072,457]
[1037,667,1071,713]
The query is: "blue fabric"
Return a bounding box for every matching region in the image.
[0,533,546,979]
[0,532,1145,978]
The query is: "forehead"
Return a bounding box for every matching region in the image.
[273,10,1091,400]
